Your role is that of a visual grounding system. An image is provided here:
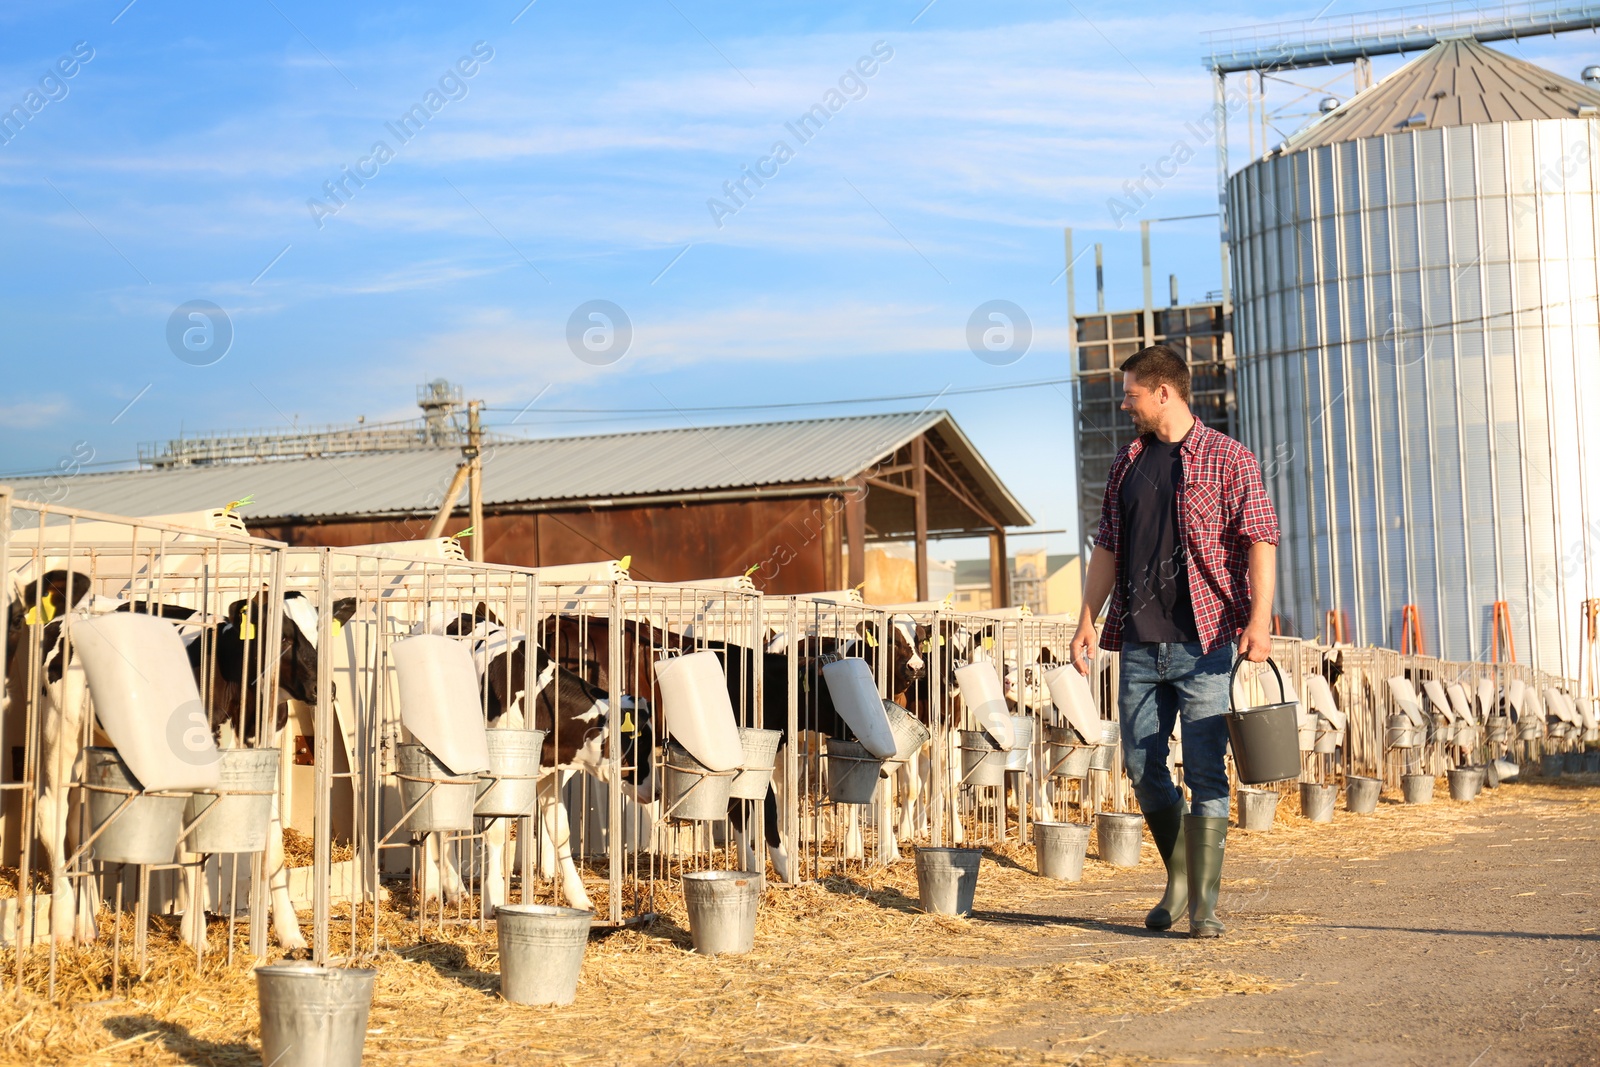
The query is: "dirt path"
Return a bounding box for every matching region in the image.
[978,781,1600,1066]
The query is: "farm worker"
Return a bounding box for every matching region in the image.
[1069,344,1280,938]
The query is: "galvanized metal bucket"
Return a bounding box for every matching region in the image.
[1586,752,1600,775]
[396,743,478,832]
[475,729,545,818]
[1045,726,1092,778]
[729,727,782,801]
[1345,775,1382,814]
[825,738,884,805]
[915,847,981,916]
[255,963,376,1067]
[1236,786,1279,831]
[1386,713,1420,749]
[1564,751,1584,774]
[184,747,280,854]
[1033,821,1091,881]
[662,740,734,821]
[1088,722,1121,772]
[884,701,931,761]
[84,747,188,866]
[1225,657,1301,785]
[1540,753,1564,778]
[1447,767,1481,802]
[958,730,1006,788]
[1486,717,1511,743]
[1401,774,1434,805]
[1004,714,1036,772]
[1299,782,1336,823]
[682,870,761,955]
[1095,811,1143,867]
[496,903,592,1005]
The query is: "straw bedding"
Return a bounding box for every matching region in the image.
[0,778,1592,1066]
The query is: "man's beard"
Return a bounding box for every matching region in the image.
[1128,410,1153,433]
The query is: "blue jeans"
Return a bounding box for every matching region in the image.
[1117,641,1234,819]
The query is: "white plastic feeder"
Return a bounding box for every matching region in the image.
[1423,680,1454,723]
[819,658,897,759]
[393,635,489,775]
[1387,677,1428,728]
[71,613,221,793]
[955,662,1014,749]
[1043,664,1100,743]
[653,650,743,772]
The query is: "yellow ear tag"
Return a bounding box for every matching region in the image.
[865,630,878,647]
[620,709,635,736]
[937,634,946,646]
[919,639,930,653]
[982,635,994,651]
[618,555,632,572]
[241,621,256,641]
[26,593,58,626]
[330,619,343,640]
[24,606,38,625]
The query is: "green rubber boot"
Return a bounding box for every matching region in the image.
[1185,814,1228,939]
[1143,801,1187,930]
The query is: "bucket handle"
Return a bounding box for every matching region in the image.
[1228,654,1287,712]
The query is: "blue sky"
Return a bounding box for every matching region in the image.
[4,1,1598,559]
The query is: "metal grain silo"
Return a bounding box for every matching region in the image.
[1230,39,1600,675]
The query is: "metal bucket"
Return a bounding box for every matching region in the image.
[884,701,931,761]
[1401,774,1434,805]
[1345,775,1381,814]
[1045,726,1092,778]
[1541,753,1564,778]
[1386,713,1420,749]
[729,727,782,801]
[1517,717,1544,740]
[396,743,478,832]
[958,730,1006,788]
[184,747,280,854]
[1095,811,1143,867]
[915,847,981,916]
[1004,715,1036,772]
[1034,821,1091,881]
[256,963,376,1067]
[1447,767,1481,802]
[1564,751,1584,774]
[476,729,545,818]
[496,903,592,1005]
[1088,722,1121,772]
[1299,782,1336,823]
[825,738,884,805]
[1313,725,1341,755]
[1237,786,1279,831]
[84,747,188,866]
[1225,657,1301,784]
[662,740,733,821]
[1482,760,1500,788]
[1486,717,1510,743]
[682,870,761,955]
[1586,752,1600,775]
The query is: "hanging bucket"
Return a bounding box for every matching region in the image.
[662,740,734,821]
[396,743,478,832]
[1299,782,1336,823]
[1046,727,1094,779]
[496,903,592,1005]
[1225,657,1301,785]
[1088,722,1121,772]
[84,747,188,866]
[1386,713,1420,749]
[915,847,981,916]
[1004,715,1036,772]
[1236,787,1279,831]
[475,729,546,818]
[1345,775,1382,814]
[1540,753,1564,778]
[825,738,884,805]
[184,748,280,854]
[1401,774,1434,805]
[1313,723,1342,755]
[883,701,931,761]
[682,870,761,955]
[1447,767,1480,802]
[1517,716,1544,740]
[256,963,376,1067]
[729,727,782,801]
[958,730,1007,788]
[1033,821,1091,881]
[1486,717,1510,743]
[1095,811,1143,867]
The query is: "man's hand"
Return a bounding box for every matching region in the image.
[1237,619,1272,663]
[1070,620,1098,675]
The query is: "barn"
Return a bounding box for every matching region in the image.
[10,411,1034,604]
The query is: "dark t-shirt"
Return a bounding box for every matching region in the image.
[1118,433,1199,643]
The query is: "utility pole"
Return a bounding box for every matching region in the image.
[467,400,484,563]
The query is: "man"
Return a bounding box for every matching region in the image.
[1069,345,1280,938]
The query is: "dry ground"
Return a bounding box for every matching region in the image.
[2,776,1597,1067]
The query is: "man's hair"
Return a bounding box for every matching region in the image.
[1120,344,1191,403]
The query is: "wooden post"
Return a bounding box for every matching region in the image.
[911,437,929,601]
[844,478,865,590]
[424,464,470,540]
[989,527,1009,609]
[467,400,484,563]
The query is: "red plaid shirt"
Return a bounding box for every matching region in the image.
[1093,420,1280,654]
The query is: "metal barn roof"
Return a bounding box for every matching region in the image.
[1285,38,1600,151]
[5,411,1033,529]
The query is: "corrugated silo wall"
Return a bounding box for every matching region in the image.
[1229,119,1600,676]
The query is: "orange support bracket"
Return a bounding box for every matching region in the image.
[1582,599,1600,701]
[1489,600,1517,664]
[1400,604,1425,656]
[1324,609,1349,645]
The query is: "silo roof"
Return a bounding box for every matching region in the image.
[1284,38,1600,151]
